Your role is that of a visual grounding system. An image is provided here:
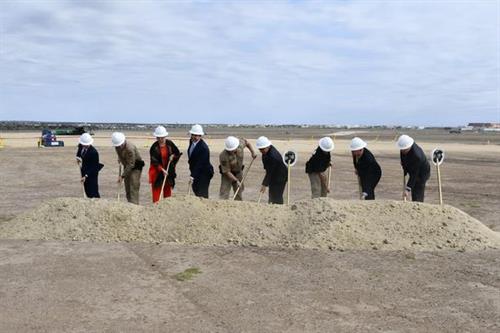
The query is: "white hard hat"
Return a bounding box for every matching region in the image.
[397,135,414,150]
[256,136,272,149]
[319,137,334,152]
[224,136,240,151]
[350,137,367,151]
[79,133,94,145]
[153,125,168,138]
[189,124,204,136]
[111,132,126,147]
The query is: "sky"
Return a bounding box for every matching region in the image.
[0,0,499,126]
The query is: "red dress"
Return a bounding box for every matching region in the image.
[148,144,172,202]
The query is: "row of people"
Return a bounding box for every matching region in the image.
[76,125,430,204]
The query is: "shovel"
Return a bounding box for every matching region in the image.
[355,157,362,199]
[76,159,87,199]
[402,173,407,202]
[232,157,256,201]
[187,178,192,196]
[436,163,443,205]
[117,163,122,201]
[286,160,291,205]
[357,176,363,200]
[159,155,173,202]
[327,164,332,195]
[257,190,263,204]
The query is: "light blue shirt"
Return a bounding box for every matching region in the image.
[189,140,198,157]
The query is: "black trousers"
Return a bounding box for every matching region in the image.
[84,175,100,198]
[412,180,426,202]
[269,182,286,204]
[193,175,211,199]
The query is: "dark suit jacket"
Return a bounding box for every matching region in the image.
[262,145,288,186]
[187,139,214,180]
[400,143,430,190]
[353,148,381,192]
[305,147,331,174]
[76,144,104,178]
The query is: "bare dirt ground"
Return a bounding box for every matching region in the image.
[1,240,499,332]
[0,128,499,332]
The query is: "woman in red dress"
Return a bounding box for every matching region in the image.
[148,126,181,202]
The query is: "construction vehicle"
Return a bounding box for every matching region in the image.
[38,129,65,147]
[53,126,93,136]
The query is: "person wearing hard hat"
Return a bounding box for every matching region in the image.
[350,137,381,200]
[397,134,430,202]
[305,137,334,198]
[219,136,257,200]
[187,124,214,198]
[112,132,145,204]
[76,133,104,198]
[148,126,182,203]
[256,136,288,204]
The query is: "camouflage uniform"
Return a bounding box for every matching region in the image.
[219,139,246,200]
[116,141,143,204]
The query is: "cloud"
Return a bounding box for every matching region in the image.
[0,0,498,125]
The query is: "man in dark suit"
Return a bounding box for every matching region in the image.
[350,137,381,200]
[398,135,430,202]
[187,124,214,198]
[256,136,288,204]
[76,133,104,198]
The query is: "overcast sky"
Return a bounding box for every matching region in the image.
[0,0,499,126]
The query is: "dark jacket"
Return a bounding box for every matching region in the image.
[76,144,104,178]
[353,148,381,193]
[150,140,182,188]
[188,139,214,180]
[262,145,288,186]
[305,147,331,174]
[400,143,431,190]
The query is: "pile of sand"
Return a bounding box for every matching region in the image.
[1,196,499,251]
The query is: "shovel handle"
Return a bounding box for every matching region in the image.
[77,161,86,199]
[437,164,443,205]
[257,191,263,204]
[232,157,256,200]
[159,156,173,202]
[117,163,122,201]
[403,173,407,202]
[287,161,291,205]
[327,165,332,193]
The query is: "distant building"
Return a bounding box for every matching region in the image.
[467,123,500,129]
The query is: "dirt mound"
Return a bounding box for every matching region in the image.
[1,196,499,251]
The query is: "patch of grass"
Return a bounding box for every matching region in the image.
[462,202,481,209]
[174,267,202,281]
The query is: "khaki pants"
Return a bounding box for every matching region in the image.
[219,171,243,200]
[125,169,142,204]
[309,172,328,199]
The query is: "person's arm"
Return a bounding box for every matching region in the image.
[243,138,257,159]
[262,156,278,187]
[122,148,137,178]
[219,153,239,183]
[168,142,182,176]
[406,154,422,191]
[167,140,181,160]
[149,144,163,174]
